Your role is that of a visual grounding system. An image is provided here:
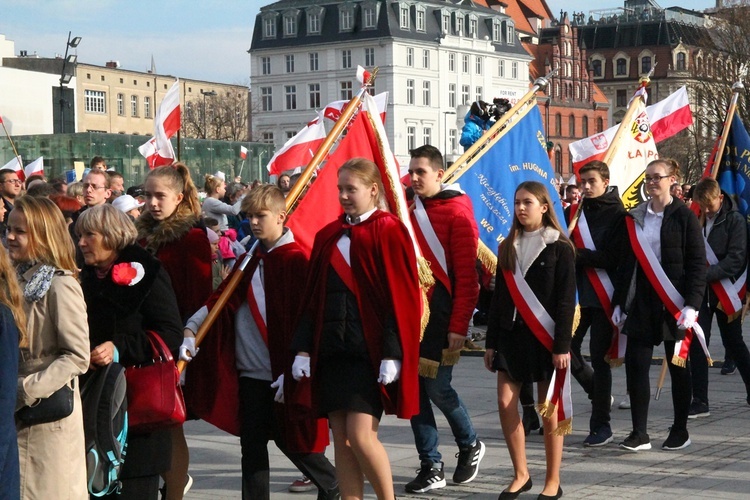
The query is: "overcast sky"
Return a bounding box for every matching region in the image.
[1,0,716,86]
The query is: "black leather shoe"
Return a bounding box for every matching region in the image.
[498,477,532,499]
[537,486,563,500]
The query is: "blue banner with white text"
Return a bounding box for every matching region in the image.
[716,114,750,219]
[460,107,565,252]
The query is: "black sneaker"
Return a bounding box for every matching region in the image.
[619,431,651,452]
[453,440,485,484]
[721,359,737,375]
[687,400,710,419]
[662,428,691,450]
[404,463,446,493]
[583,427,613,447]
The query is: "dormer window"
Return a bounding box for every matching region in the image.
[262,15,277,38]
[456,14,464,35]
[308,11,321,34]
[283,11,299,37]
[506,21,515,44]
[492,19,501,42]
[340,5,354,32]
[400,4,410,30]
[362,3,377,29]
[442,13,451,33]
[416,6,426,32]
[469,16,478,37]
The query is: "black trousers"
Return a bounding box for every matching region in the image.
[239,377,338,500]
[570,307,595,397]
[690,300,750,404]
[625,336,691,436]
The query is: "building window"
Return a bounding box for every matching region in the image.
[261,87,272,111]
[475,56,483,75]
[85,90,107,114]
[493,20,501,42]
[407,47,414,67]
[285,85,297,110]
[555,114,562,135]
[262,132,274,143]
[407,126,416,150]
[309,83,321,109]
[462,55,469,73]
[456,14,464,35]
[512,61,518,79]
[286,54,295,73]
[117,93,124,116]
[400,5,410,29]
[309,52,319,71]
[677,52,686,71]
[422,81,431,106]
[130,95,138,117]
[641,56,652,74]
[365,47,375,67]
[475,86,483,101]
[363,6,376,28]
[406,79,415,105]
[442,14,450,33]
[261,57,271,75]
[423,127,432,145]
[263,17,276,38]
[469,17,478,37]
[340,8,353,31]
[284,15,297,36]
[582,116,589,137]
[568,115,575,137]
[616,58,627,75]
[596,117,603,133]
[342,49,352,69]
[448,53,456,72]
[449,129,457,153]
[416,7,426,31]
[616,89,627,107]
[592,59,602,77]
[506,23,515,44]
[423,49,430,69]
[461,85,470,104]
[340,81,353,100]
[499,59,505,77]
[286,131,296,140]
[144,96,151,118]
[449,84,456,108]
[583,85,588,100]
[308,12,321,34]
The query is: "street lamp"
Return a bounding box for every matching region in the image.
[200,90,217,139]
[58,31,81,134]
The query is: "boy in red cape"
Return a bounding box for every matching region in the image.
[182,185,338,500]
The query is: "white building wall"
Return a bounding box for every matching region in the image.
[0,66,70,135]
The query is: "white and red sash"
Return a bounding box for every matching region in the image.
[246,258,268,346]
[412,196,452,295]
[625,217,711,366]
[501,264,572,435]
[704,235,747,317]
[330,235,356,294]
[571,209,626,365]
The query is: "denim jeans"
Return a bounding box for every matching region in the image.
[410,364,476,465]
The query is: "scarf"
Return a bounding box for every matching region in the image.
[18,263,57,303]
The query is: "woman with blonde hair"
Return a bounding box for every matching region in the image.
[0,241,25,499]
[202,173,246,231]
[484,181,575,500]
[8,195,90,499]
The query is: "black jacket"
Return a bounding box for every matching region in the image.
[614,198,706,343]
[703,193,747,287]
[573,188,627,308]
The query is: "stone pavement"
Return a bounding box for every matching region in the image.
[184,324,750,499]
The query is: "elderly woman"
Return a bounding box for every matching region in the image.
[76,204,183,499]
[7,196,90,499]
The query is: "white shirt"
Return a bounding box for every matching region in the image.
[644,200,667,262]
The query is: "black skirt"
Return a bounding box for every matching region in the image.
[317,354,383,419]
[493,322,554,384]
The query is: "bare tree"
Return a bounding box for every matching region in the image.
[183,81,250,141]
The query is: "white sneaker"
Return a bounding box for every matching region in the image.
[184,474,194,495]
[618,395,631,409]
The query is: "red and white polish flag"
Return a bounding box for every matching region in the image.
[24,156,44,179]
[138,80,181,168]
[1,155,24,180]
[240,145,248,160]
[265,118,326,177]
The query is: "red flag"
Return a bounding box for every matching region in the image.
[138,80,180,168]
[266,119,326,176]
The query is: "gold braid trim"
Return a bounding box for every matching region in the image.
[707,356,714,367]
[441,348,461,366]
[571,304,581,338]
[477,240,497,276]
[671,355,687,368]
[417,257,434,341]
[419,287,430,341]
[554,418,573,436]
[536,401,555,420]
[418,358,440,378]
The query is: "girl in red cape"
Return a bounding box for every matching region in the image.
[291,158,421,500]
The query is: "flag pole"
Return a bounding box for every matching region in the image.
[568,70,654,233]
[0,119,23,172]
[177,69,379,373]
[238,159,246,179]
[444,69,557,183]
[709,79,745,179]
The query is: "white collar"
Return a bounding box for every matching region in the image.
[346,207,377,225]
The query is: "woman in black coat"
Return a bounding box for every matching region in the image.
[76,204,183,500]
[612,158,706,453]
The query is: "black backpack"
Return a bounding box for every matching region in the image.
[81,362,128,497]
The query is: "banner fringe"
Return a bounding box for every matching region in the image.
[536,401,556,420]
[441,349,461,366]
[418,358,439,378]
[554,417,573,436]
[671,355,687,368]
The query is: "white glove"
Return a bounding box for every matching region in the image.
[611,306,627,329]
[270,374,284,403]
[291,355,311,381]
[179,337,199,362]
[377,359,401,385]
[677,306,697,330]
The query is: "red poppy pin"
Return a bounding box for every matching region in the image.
[112,262,145,286]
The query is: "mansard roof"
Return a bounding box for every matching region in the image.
[577,18,711,50]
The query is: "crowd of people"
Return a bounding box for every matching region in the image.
[0,149,748,500]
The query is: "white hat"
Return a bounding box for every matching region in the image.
[214,170,226,181]
[112,194,144,213]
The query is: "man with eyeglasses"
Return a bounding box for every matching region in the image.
[0,169,22,224]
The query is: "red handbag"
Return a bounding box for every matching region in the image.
[125,330,186,434]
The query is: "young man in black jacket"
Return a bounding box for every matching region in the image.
[689,179,750,417]
[569,161,627,447]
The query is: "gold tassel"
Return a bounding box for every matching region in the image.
[419,288,430,342]
[571,304,581,337]
[607,357,624,368]
[476,241,497,276]
[417,256,435,289]
[418,358,439,378]
[671,355,686,368]
[536,401,556,420]
[707,356,714,367]
[441,349,461,366]
[554,418,573,436]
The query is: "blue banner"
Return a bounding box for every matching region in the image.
[460,107,565,251]
[716,114,750,218]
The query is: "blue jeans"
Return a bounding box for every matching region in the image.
[410,364,476,465]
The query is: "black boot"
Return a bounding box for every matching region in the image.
[522,405,540,436]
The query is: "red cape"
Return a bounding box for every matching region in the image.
[185,239,329,453]
[300,211,421,419]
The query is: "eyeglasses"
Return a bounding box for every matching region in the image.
[82,183,106,190]
[2,179,22,185]
[644,174,670,184]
